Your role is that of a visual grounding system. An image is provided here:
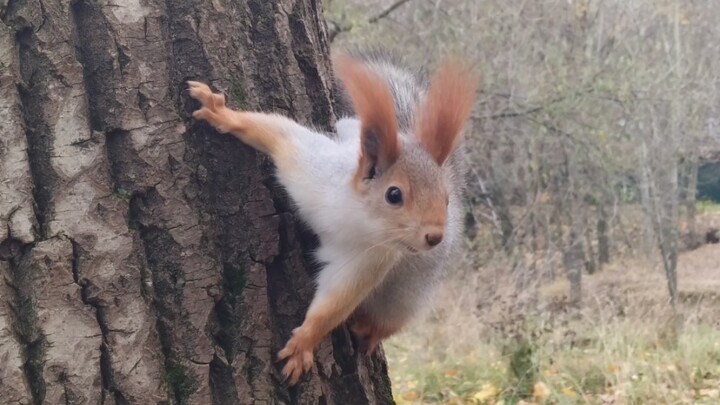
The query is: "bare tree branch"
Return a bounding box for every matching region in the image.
[368,0,413,24]
[328,0,415,42]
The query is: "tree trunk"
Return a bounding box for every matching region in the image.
[583,221,596,275]
[0,1,393,404]
[563,213,584,307]
[596,201,610,267]
[684,156,699,240]
[561,146,583,306]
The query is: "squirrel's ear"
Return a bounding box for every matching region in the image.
[415,58,478,165]
[334,55,399,181]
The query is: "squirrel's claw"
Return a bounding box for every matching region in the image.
[191,107,213,121]
[187,81,234,134]
[278,328,315,385]
[187,81,212,104]
[280,349,313,385]
[187,81,227,111]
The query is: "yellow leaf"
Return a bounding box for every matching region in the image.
[472,383,500,404]
[607,363,621,374]
[561,387,577,397]
[407,380,418,389]
[533,382,551,401]
[402,390,419,401]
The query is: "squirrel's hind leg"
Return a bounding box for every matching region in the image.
[350,309,403,355]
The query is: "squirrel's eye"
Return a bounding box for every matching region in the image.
[385,186,403,205]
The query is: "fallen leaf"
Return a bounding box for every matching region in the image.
[562,386,577,397]
[533,382,551,401]
[402,390,419,401]
[471,383,500,404]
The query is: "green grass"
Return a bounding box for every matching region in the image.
[696,199,720,215]
[387,321,720,405]
[386,208,720,404]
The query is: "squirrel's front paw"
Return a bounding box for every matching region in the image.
[187,81,234,133]
[278,328,315,385]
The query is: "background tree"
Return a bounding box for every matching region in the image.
[0,1,392,404]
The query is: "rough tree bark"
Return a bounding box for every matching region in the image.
[0,1,393,404]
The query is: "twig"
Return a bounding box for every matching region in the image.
[328,0,416,42]
[473,106,544,121]
[368,0,414,24]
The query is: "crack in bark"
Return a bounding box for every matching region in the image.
[129,192,198,404]
[73,1,194,402]
[68,238,128,405]
[70,4,157,402]
[16,27,60,239]
[2,240,47,405]
[162,2,248,403]
[288,0,335,129]
[71,0,121,132]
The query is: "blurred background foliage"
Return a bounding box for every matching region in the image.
[325,1,720,404]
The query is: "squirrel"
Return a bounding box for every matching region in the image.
[187,50,478,385]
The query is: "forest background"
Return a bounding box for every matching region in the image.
[326,0,720,404]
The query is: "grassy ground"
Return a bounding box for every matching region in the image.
[385,208,720,405]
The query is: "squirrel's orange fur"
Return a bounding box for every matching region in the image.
[415,59,478,165]
[334,55,401,190]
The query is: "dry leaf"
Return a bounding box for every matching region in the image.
[533,382,551,401]
[471,383,500,404]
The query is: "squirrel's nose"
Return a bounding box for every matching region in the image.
[425,233,443,247]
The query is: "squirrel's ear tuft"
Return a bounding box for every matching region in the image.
[415,58,478,165]
[334,55,400,181]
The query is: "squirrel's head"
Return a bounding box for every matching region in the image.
[334,55,477,253]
